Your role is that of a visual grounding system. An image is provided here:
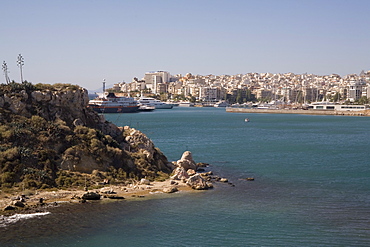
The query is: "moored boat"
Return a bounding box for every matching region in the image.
[88,92,139,113]
[214,101,230,107]
[137,104,155,112]
[137,97,173,109]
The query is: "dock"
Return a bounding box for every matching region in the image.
[225,107,370,116]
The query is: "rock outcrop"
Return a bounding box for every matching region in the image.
[171,167,189,180]
[186,174,211,190]
[0,82,174,188]
[176,151,197,171]
[170,151,216,190]
[0,82,223,192]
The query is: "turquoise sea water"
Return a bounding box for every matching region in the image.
[1,107,370,246]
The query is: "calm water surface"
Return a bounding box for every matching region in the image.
[1,107,369,246]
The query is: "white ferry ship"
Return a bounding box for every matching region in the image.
[88,92,139,113]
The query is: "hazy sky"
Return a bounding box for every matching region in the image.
[2,0,370,90]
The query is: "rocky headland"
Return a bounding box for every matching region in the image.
[0,82,230,216]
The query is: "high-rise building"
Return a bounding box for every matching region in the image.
[143,71,171,94]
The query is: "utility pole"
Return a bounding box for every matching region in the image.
[17,54,24,83]
[2,61,10,84]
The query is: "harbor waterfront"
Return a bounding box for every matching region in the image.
[226,107,370,116]
[1,107,370,246]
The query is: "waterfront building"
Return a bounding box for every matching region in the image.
[199,87,223,102]
[109,69,370,105]
[302,87,318,102]
[256,88,273,100]
[143,71,171,94]
[334,105,367,111]
[348,80,366,102]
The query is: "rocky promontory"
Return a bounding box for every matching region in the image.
[0,82,225,215]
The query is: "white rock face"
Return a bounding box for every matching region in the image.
[61,152,104,173]
[176,151,197,171]
[124,128,156,159]
[171,167,189,180]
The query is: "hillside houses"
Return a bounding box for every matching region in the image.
[111,70,370,104]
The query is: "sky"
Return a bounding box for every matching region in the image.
[1,0,370,91]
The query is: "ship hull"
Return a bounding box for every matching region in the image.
[89,105,139,113]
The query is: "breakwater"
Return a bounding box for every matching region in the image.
[226,107,370,116]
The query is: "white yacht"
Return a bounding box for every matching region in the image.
[137,97,173,109]
[214,101,230,107]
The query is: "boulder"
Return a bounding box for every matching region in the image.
[14,201,25,208]
[163,186,178,193]
[207,182,214,189]
[4,205,16,211]
[187,169,196,176]
[176,151,197,171]
[140,178,150,185]
[196,162,209,168]
[82,192,101,200]
[186,174,210,190]
[171,167,189,180]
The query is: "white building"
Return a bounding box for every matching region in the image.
[143,71,171,94]
[348,80,366,102]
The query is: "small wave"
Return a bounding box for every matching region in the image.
[0,212,50,228]
[149,191,163,194]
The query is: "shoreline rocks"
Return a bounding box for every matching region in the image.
[1,150,233,217]
[186,174,212,190]
[170,151,231,190]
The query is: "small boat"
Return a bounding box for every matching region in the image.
[245,118,250,122]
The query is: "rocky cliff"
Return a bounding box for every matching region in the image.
[0,82,173,189]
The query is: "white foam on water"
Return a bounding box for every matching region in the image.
[0,212,50,228]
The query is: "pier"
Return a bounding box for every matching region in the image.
[226,107,370,116]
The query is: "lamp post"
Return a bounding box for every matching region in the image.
[17,54,24,83]
[2,61,10,84]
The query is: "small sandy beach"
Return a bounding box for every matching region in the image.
[0,179,195,216]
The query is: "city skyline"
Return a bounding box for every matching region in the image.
[2,0,370,90]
